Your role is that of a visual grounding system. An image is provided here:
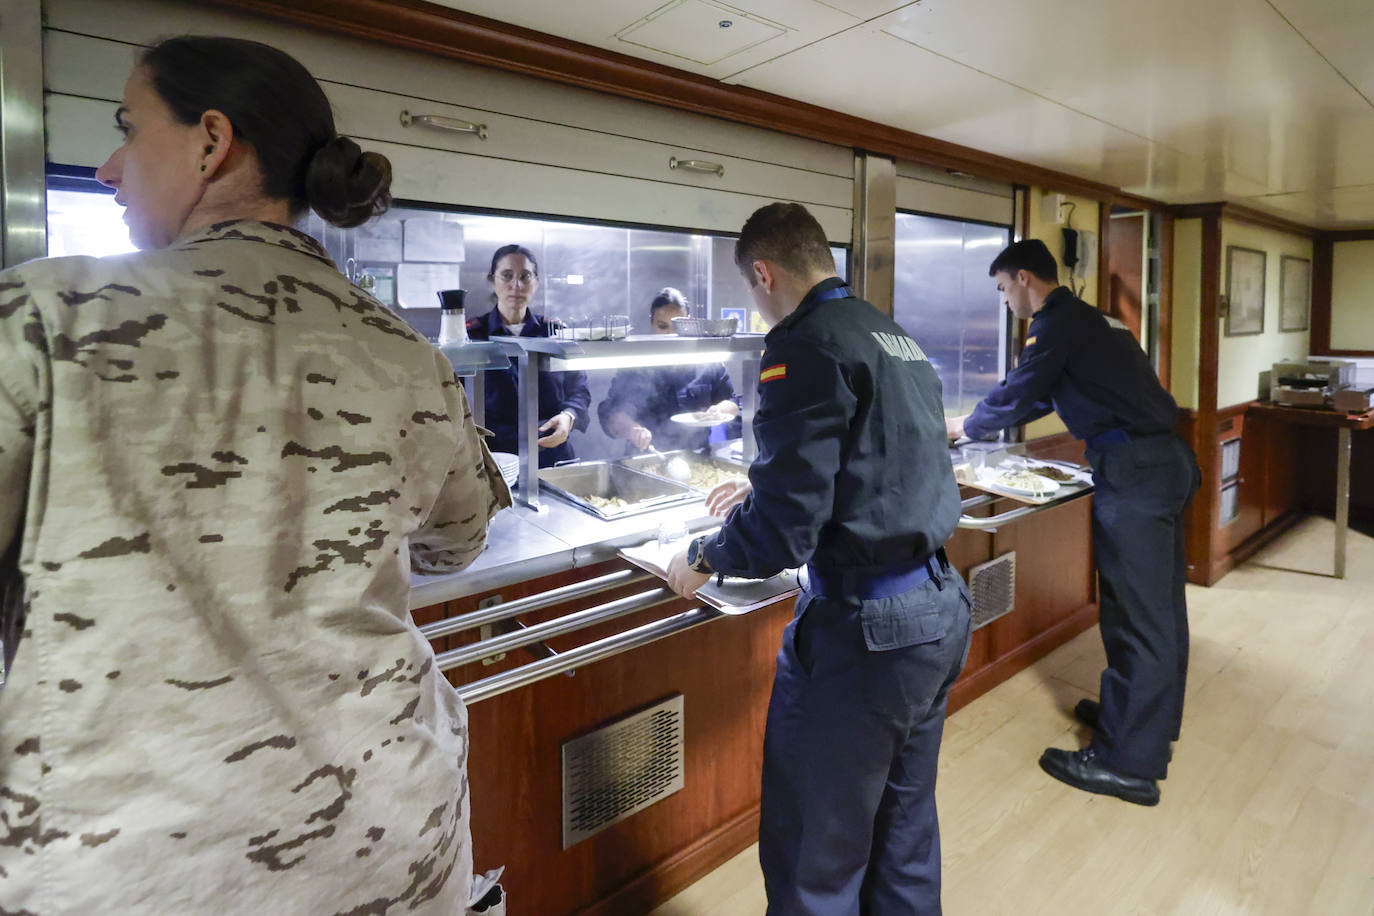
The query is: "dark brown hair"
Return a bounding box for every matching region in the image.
[140,36,391,227]
[989,239,1059,282]
[649,287,687,316]
[734,202,834,285]
[487,244,539,278]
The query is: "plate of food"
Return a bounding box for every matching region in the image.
[989,469,1061,497]
[670,409,731,428]
[1027,464,1077,483]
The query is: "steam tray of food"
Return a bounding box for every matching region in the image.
[618,450,750,494]
[539,461,698,519]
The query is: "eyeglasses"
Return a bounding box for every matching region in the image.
[496,270,536,285]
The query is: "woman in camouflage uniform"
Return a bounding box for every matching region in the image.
[0,36,509,914]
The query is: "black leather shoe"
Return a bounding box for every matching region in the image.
[1073,699,1101,732]
[1071,700,1173,763]
[1038,747,1160,806]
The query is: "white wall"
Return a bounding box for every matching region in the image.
[1171,218,1202,410]
[1331,240,1374,351]
[1216,220,1312,408]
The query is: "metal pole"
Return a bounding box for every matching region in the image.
[851,152,896,317]
[435,586,674,671]
[515,349,542,507]
[456,606,723,704]
[418,568,650,638]
[1,0,47,268]
[1335,426,1350,579]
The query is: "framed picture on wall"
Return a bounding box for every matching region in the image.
[1225,246,1266,336]
[1279,255,1311,332]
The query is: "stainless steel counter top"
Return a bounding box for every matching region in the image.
[408,493,721,607]
[409,441,1093,608]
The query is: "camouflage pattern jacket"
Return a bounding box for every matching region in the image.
[0,220,510,914]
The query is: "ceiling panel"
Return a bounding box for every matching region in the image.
[425,0,1374,225]
[1241,184,1374,228]
[1267,0,1374,103]
[809,0,915,21]
[433,0,859,80]
[872,0,1374,193]
[729,25,1267,196]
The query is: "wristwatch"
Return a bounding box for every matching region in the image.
[686,535,712,573]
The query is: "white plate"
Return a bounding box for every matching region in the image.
[988,472,1060,497]
[669,411,729,428]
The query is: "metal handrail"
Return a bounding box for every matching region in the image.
[435,587,675,671]
[419,568,651,639]
[457,606,723,703]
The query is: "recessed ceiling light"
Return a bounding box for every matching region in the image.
[719,19,733,27]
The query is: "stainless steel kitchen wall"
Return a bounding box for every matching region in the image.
[1,0,47,267]
[893,212,1011,418]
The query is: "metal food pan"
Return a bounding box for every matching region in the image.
[618,450,750,494]
[539,461,698,519]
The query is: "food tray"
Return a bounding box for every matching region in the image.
[618,450,750,494]
[619,535,799,616]
[954,458,1092,505]
[539,461,698,519]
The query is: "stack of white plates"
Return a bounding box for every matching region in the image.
[491,452,520,489]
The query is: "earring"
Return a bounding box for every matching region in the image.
[200,164,207,172]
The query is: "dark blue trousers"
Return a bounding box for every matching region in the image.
[759,565,972,916]
[1087,433,1200,780]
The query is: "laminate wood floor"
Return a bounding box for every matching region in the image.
[651,516,1374,916]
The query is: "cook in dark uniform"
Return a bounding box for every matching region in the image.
[466,244,591,467]
[597,287,740,454]
[947,238,1200,806]
[668,203,972,914]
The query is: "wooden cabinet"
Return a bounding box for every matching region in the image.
[1213,408,1264,556]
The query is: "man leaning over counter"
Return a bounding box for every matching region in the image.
[947,238,1200,807]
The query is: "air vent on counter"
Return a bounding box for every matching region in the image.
[562,694,684,848]
[968,552,1016,630]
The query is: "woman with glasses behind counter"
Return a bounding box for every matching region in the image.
[466,244,591,467]
[597,287,740,454]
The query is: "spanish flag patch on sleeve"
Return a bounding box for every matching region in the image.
[760,364,787,383]
[1024,335,1037,346]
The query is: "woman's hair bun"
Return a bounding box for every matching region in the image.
[305,136,392,228]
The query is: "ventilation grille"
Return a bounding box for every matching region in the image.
[562,694,685,848]
[968,552,1016,630]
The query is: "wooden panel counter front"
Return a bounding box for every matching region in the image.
[414,468,1095,915]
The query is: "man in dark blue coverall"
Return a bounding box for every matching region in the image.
[947,239,1199,807]
[667,203,972,914]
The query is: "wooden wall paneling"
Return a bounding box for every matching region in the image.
[1256,409,1299,529]
[1215,405,1264,555]
[1188,214,1223,584]
[439,563,794,916]
[1311,237,1334,355]
[1169,201,1315,239]
[1157,214,1175,387]
[1097,204,1112,314]
[1106,212,1146,341]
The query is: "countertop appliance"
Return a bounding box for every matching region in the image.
[1270,358,1356,408]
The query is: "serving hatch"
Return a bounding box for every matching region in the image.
[539,461,698,519]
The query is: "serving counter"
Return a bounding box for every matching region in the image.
[406,434,1099,916]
